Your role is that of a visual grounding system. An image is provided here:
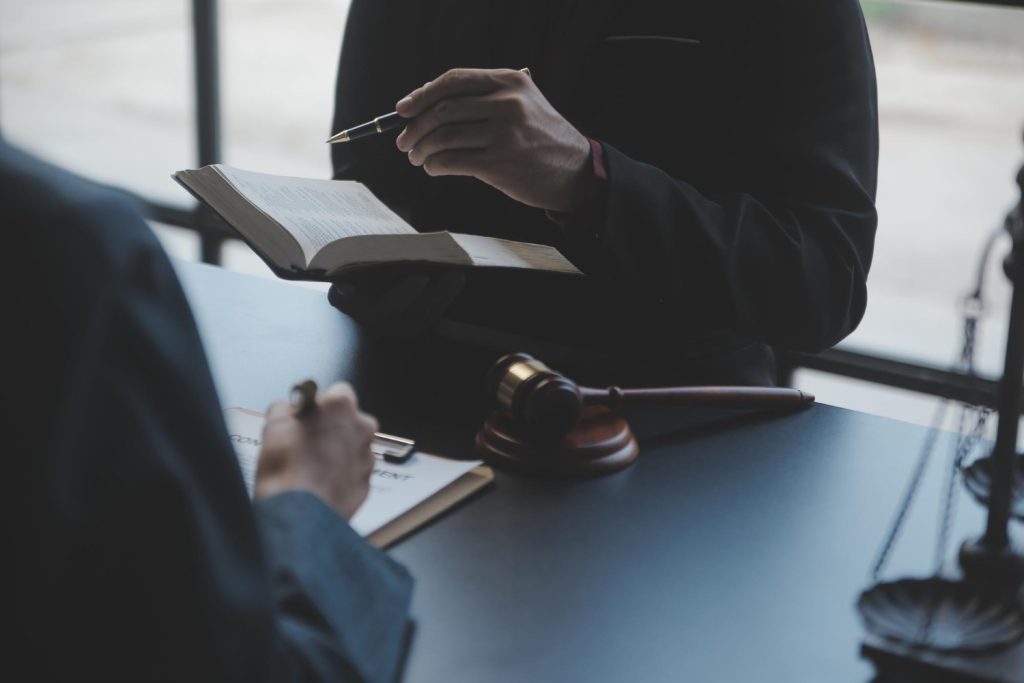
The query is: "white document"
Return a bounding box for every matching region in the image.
[224,407,482,537]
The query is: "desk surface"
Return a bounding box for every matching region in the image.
[175,260,991,683]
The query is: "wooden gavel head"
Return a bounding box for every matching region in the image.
[479,353,640,477]
[485,353,583,441]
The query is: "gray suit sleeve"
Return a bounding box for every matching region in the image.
[255,492,414,683]
[4,142,414,683]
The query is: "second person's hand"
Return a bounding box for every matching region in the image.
[328,269,466,338]
[394,68,592,214]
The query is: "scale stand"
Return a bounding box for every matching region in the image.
[858,134,1024,681]
[958,152,1024,586]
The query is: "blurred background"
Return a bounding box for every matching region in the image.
[1,0,1023,434]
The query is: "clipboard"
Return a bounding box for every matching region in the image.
[224,407,494,548]
[367,463,493,548]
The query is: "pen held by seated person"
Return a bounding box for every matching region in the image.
[289,379,416,463]
[290,379,319,418]
[327,67,532,144]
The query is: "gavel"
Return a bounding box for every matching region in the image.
[486,353,815,441]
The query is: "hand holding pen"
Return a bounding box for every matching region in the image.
[327,68,532,144]
[255,380,379,519]
[328,67,592,214]
[291,380,416,463]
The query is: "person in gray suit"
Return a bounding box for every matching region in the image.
[4,141,412,683]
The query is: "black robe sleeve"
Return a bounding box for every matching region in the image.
[575,0,879,352]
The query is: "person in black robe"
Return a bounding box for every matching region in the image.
[328,0,878,386]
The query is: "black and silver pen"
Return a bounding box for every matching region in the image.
[290,379,319,417]
[327,67,532,145]
[326,112,405,144]
[289,379,416,464]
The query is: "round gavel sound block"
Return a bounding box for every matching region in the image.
[475,406,639,478]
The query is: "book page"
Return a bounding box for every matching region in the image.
[214,166,415,266]
[451,233,582,274]
[224,408,482,537]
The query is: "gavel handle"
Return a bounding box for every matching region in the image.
[579,386,815,410]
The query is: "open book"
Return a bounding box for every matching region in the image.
[174,165,581,280]
[225,407,494,548]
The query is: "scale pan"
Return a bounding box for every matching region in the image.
[858,578,1024,653]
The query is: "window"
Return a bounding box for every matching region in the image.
[3,0,1022,429]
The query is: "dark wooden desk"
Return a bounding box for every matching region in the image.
[175,260,989,683]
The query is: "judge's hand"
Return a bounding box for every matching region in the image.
[255,382,378,520]
[395,68,591,213]
[327,270,466,338]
